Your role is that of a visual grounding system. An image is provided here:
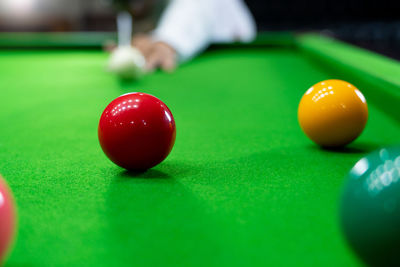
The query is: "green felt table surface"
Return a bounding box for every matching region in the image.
[0,35,400,266]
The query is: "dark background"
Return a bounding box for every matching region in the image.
[244,0,400,59]
[1,0,398,32]
[0,0,399,58]
[245,0,399,30]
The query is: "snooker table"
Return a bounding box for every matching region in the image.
[0,32,399,266]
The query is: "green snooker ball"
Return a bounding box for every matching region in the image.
[340,146,400,267]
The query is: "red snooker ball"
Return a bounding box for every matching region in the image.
[98,92,176,171]
[0,176,16,264]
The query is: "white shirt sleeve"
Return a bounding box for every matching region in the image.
[152,0,256,62]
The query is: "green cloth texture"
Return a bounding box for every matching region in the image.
[0,39,399,266]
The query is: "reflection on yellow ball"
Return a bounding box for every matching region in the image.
[298,79,368,147]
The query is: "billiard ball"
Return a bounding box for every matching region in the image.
[98,92,176,171]
[298,79,368,147]
[108,46,146,79]
[340,146,400,266]
[0,176,16,264]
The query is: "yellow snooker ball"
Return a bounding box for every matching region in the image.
[298,79,368,148]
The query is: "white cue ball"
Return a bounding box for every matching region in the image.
[108,46,146,79]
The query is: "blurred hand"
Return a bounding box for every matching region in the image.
[132,34,177,72]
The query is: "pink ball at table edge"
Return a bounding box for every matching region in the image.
[0,176,16,263]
